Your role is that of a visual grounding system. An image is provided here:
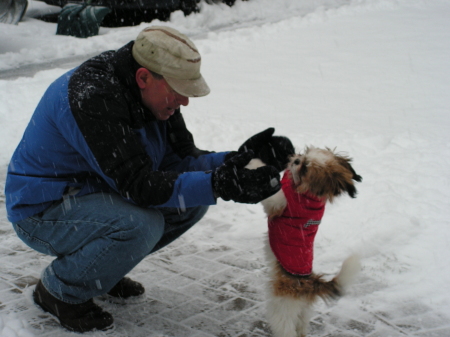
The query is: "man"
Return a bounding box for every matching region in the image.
[5,26,294,332]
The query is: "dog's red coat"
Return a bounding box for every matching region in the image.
[268,171,325,276]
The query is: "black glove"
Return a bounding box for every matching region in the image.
[212,151,281,204]
[226,128,295,171]
[238,127,276,154]
[258,135,295,171]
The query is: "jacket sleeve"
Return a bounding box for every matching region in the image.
[152,144,228,208]
[160,141,228,173]
[156,145,229,208]
[66,63,217,208]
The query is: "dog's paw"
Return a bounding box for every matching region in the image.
[261,189,287,217]
[244,158,266,170]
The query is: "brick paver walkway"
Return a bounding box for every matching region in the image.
[1,183,449,336]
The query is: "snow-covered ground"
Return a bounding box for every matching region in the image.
[1,0,450,336]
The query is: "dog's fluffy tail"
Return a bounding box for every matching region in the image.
[318,254,361,303]
[334,254,361,290]
[272,254,361,304]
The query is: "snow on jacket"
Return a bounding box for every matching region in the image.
[268,171,325,275]
[5,42,227,223]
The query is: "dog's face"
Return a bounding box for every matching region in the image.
[288,147,362,202]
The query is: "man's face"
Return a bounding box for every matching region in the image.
[138,69,189,121]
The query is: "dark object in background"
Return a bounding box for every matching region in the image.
[56,2,111,38]
[0,0,28,24]
[36,0,238,27]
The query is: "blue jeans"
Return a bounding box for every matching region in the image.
[12,192,208,304]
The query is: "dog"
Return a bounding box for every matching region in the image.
[247,146,362,337]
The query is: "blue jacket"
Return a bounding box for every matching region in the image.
[5,42,226,223]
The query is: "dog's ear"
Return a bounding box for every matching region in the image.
[336,156,362,182]
[335,156,362,198]
[331,169,356,199]
[345,181,358,198]
[349,163,362,183]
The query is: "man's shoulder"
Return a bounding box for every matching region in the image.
[69,42,135,94]
[71,50,117,82]
[78,41,134,75]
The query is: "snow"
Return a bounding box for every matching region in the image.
[1,0,450,336]
[0,314,34,337]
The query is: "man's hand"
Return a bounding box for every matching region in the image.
[212,151,281,204]
[238,127,276,154]
[226,128,295,171]
[258,134,295,171]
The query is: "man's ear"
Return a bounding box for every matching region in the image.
[136,68,151,89]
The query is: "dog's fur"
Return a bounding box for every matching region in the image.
[247,146,362,337]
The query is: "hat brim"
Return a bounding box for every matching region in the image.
[165,74,210,98]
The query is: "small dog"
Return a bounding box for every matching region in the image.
[247,146,362,337]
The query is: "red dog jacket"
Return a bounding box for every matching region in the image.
[268,171,325,275]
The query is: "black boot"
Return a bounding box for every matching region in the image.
[33,280,114,332]
[107,277,145,299]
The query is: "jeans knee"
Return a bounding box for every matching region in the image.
[114,209,165,254]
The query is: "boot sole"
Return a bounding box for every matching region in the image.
[97,293,147,305]
[33,289,115,333]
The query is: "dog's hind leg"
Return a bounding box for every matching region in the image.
[296,300,313,337]
[267,296,301,337]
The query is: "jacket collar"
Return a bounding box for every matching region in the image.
[110,41,157,122]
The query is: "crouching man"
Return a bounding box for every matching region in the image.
[5,26,294,332]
